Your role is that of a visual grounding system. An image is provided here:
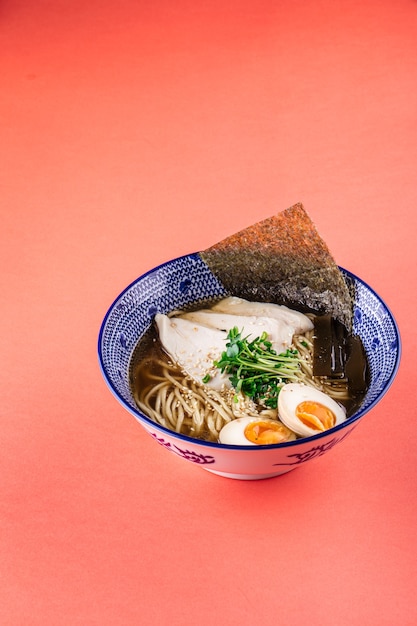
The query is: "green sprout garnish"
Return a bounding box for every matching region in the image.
[213,326,304,409]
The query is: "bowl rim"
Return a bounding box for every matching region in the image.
[98,253,401,451]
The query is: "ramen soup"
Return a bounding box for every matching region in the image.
[130,296,369,445]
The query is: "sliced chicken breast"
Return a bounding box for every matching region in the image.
[210,296,314,334]
[154,314,231,390]
[179,310,294,355]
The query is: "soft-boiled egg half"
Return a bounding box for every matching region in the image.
[218,416,297,446]
[278,383,346,438]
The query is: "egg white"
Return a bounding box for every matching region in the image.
[278,383,346,438]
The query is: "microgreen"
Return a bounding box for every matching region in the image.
[213,327,304,409]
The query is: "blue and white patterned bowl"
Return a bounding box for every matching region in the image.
[98,253,401,480]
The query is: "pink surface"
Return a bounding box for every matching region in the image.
[1,1,416,624]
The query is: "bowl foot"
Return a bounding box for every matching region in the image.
[203,467,296,480]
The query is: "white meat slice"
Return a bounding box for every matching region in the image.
[179,311,294,355]
[154,314,231,390]
[210,296,314,334]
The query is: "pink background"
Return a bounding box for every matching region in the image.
[1,1,416,624]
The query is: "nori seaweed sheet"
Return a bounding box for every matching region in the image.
[199,203,353,330]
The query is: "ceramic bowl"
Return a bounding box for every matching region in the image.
[98,253,400,480]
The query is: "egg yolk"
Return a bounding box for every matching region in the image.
[244,420,293,445]
[295,401,336,432]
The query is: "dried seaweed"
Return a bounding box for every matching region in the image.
[199,203,353,330]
